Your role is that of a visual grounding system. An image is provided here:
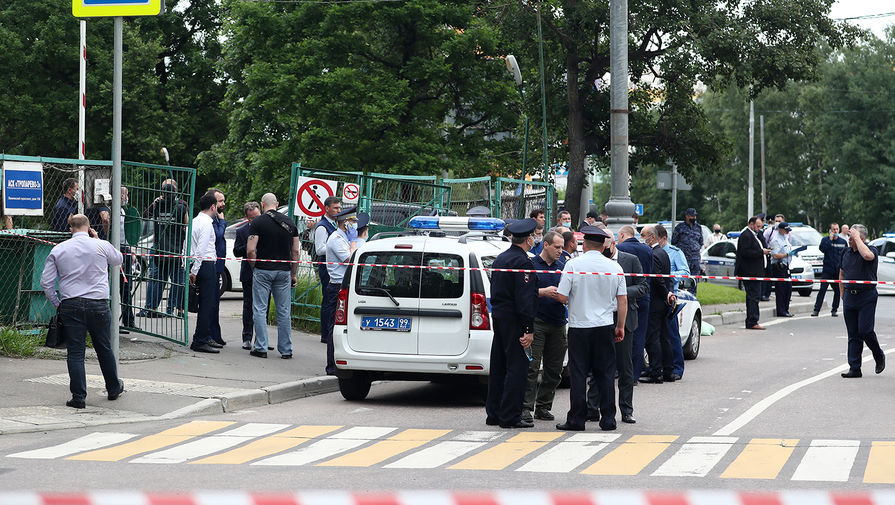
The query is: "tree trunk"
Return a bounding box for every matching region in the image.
[564,46,587,225]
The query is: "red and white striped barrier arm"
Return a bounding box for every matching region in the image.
[4,229,889,286]
[0,490,891,505]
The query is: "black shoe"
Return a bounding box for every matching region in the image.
[485,417,499,426]
[268,346,274,351]
[586,411,600,422]
[760,297,771,302]
[876,354,886,374]
[207,341,224,349]
[534,409,554,421]
[521,410,533,423]
[831,311,839,317]
[671,373,682,381]
[841,369,862,378]
[108,380,125,401]
[600,423,617,431]
[622,413,636,424]
[213,339,227,346]
[639,376,663,384]
[501,420,534,429]
[776,312,794,317]
[555,422,585,431]
[241,342,251,350]
[811,310,819,317]
[320,338,328,344]
[250,350,268,358]
[190,343,220,354]
[119,328,130,335]
[281,354,292,359]
[663,374,677,382]
[66,399,86,409]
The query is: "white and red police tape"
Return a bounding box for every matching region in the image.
[2,229,886,287]
[0,491,891,505]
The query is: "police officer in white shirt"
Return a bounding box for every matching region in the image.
[554,226,627,432]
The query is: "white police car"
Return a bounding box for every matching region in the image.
[700,233,815,296]
[332,216,511,400]
[869,233,895,294]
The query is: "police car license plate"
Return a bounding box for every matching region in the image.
[814,267,822,274]
[360,316,412,332]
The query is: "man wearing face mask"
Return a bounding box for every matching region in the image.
[705,224,724,249]
[354,212,370,248]
[51,178,80,232]
[324,207,359,375]
[486,219,538,429]
[557,210,572,230]
[671,208,703,294]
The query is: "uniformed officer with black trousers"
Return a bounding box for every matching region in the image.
[839,224,885,378]
[486,218,538,429]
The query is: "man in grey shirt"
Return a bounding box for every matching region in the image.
[41,214,125,409]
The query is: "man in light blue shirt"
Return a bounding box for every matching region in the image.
[323,207,358,375]
[660,230,689,380]
[770,223,794,317]
[41,214,124,409]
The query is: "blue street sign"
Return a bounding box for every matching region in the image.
[634,203,644,216]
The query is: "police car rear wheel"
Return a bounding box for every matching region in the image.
[338,373,372,401]
[798,288,812,297]
[683,314,700,360]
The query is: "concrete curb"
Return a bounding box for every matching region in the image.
[703,300,820,328]
[0,376,339,435]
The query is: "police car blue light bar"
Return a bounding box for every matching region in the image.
[882,232,895,238]
[408,216,506,232]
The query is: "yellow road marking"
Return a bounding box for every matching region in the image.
[720,438,799,479]
[190,425,342,465]
[67,421,235,462]
[581,435,678,475]
[317,429,451,467]
[864,441,895,483]
[449,432,564,471]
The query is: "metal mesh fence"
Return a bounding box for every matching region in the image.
[494,177,556,226]
[0,155,196,346]
[443,177,493,217]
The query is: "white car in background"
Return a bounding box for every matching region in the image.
[869,234,895,294]
[700,234,816,296]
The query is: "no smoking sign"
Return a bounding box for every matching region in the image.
[294,177,338,218]
[342,183,360,204]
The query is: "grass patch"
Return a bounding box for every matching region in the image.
[697,282,746,306]
[0,327,51,358]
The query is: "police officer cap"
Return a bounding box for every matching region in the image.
[580,225,610,242]
[335,206,357,221]
[356,212,370,230]
[466,206,491,217]
[686,207,697,216]
[778,221,792,232]
[507,218,537,237]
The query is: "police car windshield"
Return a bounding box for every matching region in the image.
[789,228,822,247]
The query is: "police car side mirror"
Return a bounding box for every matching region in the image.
[886,252,895,259]
[725,252,736,259]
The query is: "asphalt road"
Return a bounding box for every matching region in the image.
[2,295,894,491]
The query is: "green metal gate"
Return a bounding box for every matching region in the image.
[495,177,556,226]
[442,176,493,217]
[287,164,451,329]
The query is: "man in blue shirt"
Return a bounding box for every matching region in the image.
[839,224,884,378]
[51,178,79,232]
[672,208,703,293]
[813,222,847,317]
[522,230,567,423]
[769,223,794,317]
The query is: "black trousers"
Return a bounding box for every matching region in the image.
[566,325,616,429]
[242,276,254,342]
[644,309,673,378]
[318,258,331,343]
[814,272,841,313]
[772,263,792,316]
[191,261,217,347]
[486,314,530,426]
[844,289,882,371]
[587,327,633,417]
[120,246,134,327]
[744,280,761,328]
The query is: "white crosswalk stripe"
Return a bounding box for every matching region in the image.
[652,436,738,477]
[6,432,137,459]
[252,426,398,466]
[131,423,289,464]
[516,433,619,473]
[791,439,860,482]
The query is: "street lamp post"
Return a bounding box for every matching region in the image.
[506,55,531,220]
[604,0,635,230]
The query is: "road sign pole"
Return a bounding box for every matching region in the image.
[110,16,122,362]
[78,20,86,214]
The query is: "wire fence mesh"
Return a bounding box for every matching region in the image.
[443,177,493,217]
[494,177,556,226]
[0,155,196,346]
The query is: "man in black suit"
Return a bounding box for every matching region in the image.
[639,225,676,384]
[233,202,262,350]
[736,215,771,330]
[587,228,648,423]
[616,225,652,380]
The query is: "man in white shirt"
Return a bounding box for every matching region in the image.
[323,206,358,375]
[186,192,220,354]
[554,226,627,432]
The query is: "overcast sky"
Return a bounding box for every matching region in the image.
[830,0,894,38]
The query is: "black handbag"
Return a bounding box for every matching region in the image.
[45,314,67,349]
[188,283,200,313]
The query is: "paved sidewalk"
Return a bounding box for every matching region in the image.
[0,295,337,435]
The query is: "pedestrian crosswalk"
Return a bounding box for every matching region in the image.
[6,420,894,483]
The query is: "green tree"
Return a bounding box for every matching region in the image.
[487,0,858,224]
[204,0,522,204]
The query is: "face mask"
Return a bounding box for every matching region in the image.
[602,247,612,259]
[346,222,357,230]
[714,229,721,234]
[561,221,571,228]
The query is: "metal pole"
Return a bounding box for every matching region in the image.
[518,115,530,220]
[748,100,754,219]
[78,20,86,213]
[760,114,766,215]
[604,0,634,230]
[671,162,678,230]
[536,6,548,176]
[110,17,123,362]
